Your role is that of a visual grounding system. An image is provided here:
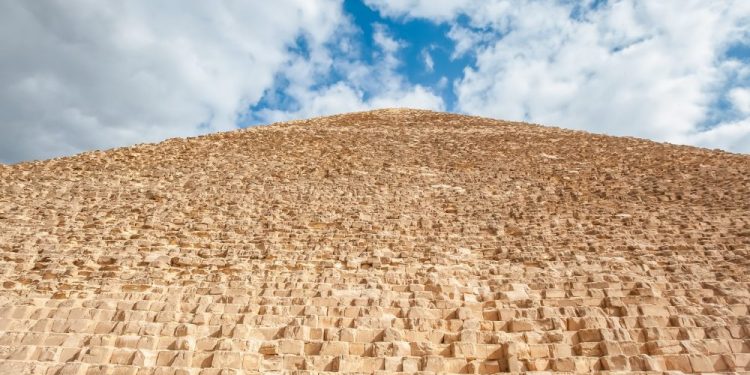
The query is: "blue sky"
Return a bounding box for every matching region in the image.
[341,0,471,108]
[1,0,749,163]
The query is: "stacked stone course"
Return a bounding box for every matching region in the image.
[0,109,749,374]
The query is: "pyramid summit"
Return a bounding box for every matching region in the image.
[0,109,749,374]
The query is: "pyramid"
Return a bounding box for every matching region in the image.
[1,109,749,374]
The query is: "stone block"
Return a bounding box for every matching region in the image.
[422,355,444,372]
[528,344,549,359]
[402,357,420,372]
[550,343,572,358]
[551,358,576,372]
[278,339,303,355]
[384,356,401,372]
[242,353,260,370]
[689,354,716,372]
[509,319,535,332]
[600,355,630,371]
[319,341,349,356]
[80,347,111,364]
[258,341,278,355]
[664,354,693,372]
[211,351,241,368]
[381,327,403,342]
[732,353,750,369]
[526,358,550,371]
[336,355,362,372]
[109,349,135,365]
[452,342,477,359]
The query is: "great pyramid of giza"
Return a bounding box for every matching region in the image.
[1,109,749,374]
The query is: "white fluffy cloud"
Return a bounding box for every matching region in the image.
[253,23,444,123]
[367,0,750,153]
[729,88,750,115]
[0,1,446,163]
[3,1,748,162]
[0,1,346,163]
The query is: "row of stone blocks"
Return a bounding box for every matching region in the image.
[2,320,749,348]
[2,337,749,371]
[2,336,749,355]
[1,352,749,373]
[4,302,750,320]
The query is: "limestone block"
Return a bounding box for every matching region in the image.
[383,356,401,372]
[391,341,411,357]
[732,353,750,370]
[282,355,305,370]
[509,319,535,332]
[174,324,195,337]
[361,357,385,372]
[131,350,156,367]
[526,358,550,371]
[551,358,576,372]
[258,341,278,355]
[500,289,529,302]
[576,328,602,342]
[627,354,663,371]
[528,344,549,359]
[278,339,303,355]
[319,341,349,356]
[550,343,572,358]
[506,356,524,372]
[304,342,322,355]
[211,351,241,368]
[505,342,530,360]
[59,348,81,363]
[421,355,445,372]
[456,306,482,320]
[600,355,630,371]
[339,328,356,342]
[451,342,477,359]
[663,354,693,372]
[645,340,683,355]
[381,327,403,342]
[260,355,283,372]
[688,354,716,372]
[349,342,366,356]
[56,363,88,375]
[109,349,135,365]
[409,341,436,357]
[242,353,260,370]
[406,307,436,319]
[336,355,362,372]
[402,357,420,372]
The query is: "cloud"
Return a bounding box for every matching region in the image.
[365,0,750,153]
[364,0,472,22]
[447,25,495,59]
[422,48,434,72]
[0,1,345,163]
[684,119,750,153]
[4,1,748,162]
[729,87,750,115]
[252,23,444,124]
[256,82,443,124]
[372,23,402,54]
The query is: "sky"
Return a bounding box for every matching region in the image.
[1,0,749,163]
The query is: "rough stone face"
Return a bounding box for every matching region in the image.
[0,108,749,374]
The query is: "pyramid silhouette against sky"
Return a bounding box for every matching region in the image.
[1,109,749,374]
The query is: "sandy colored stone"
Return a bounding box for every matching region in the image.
[0,108,748,374]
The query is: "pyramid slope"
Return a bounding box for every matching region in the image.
[0,108,749,374]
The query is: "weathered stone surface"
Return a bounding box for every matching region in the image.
[0,108,748,373]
